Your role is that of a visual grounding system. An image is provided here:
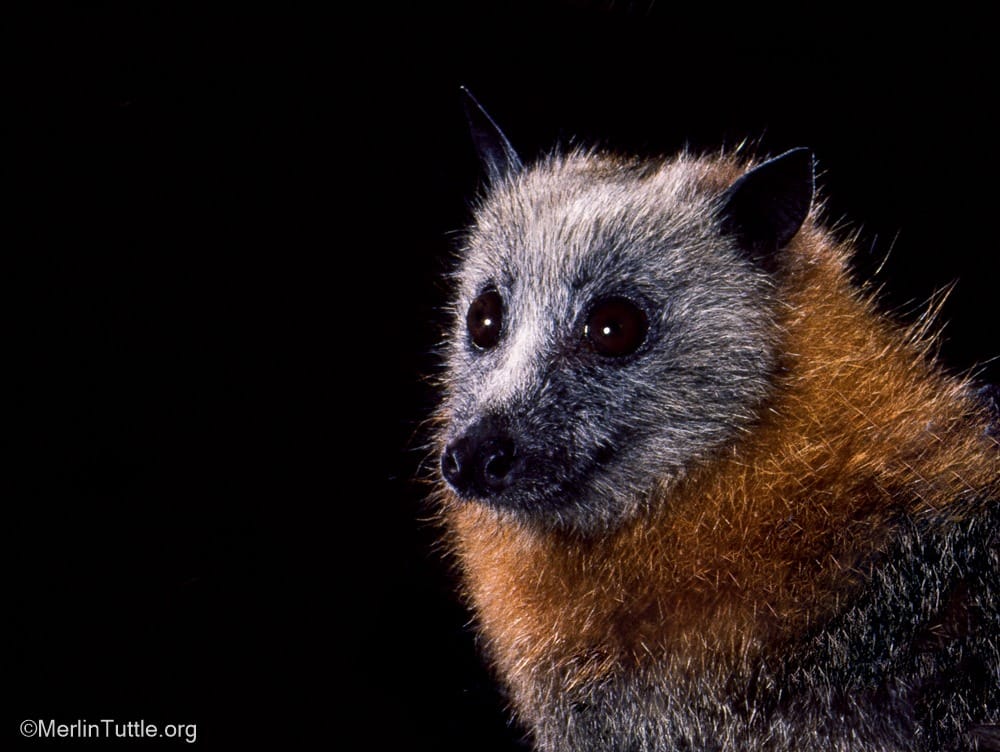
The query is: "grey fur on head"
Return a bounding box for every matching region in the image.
[441,150,795,533]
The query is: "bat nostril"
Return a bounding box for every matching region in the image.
[441,438,474,492]
[482,440,516,488]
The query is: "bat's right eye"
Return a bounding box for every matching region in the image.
[467,289,504,350]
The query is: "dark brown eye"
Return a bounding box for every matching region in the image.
[467,289,504,350]
[584,297,648,357]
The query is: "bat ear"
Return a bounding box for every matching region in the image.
[718,148,814,270]
[461,87,523,183]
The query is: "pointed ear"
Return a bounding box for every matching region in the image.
[461,86,523,182]
[718,148,814,269]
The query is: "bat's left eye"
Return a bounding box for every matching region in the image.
[584,297,648,358]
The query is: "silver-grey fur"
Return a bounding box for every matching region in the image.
[443,151,778,532]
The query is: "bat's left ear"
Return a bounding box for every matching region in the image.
[461,87,523,183]
[718,148,814,270]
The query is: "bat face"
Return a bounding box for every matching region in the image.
[440,153,780,532]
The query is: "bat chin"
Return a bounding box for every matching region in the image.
[454,466,622,527]
[455,483,566,513]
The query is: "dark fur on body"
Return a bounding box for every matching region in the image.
[434,100,1000,751]
[520,504,1000,751]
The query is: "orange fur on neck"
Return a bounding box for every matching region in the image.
[440,224,1000,701]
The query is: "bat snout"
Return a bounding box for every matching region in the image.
[441,417,520,499]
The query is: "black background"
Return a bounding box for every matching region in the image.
[12,4,998,749]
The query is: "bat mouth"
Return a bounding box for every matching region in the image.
[441,435,622,515]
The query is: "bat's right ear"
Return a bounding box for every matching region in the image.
[461,87,523,183]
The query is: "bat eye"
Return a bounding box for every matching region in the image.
[467,289,504,350]
[584,297,648,357]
